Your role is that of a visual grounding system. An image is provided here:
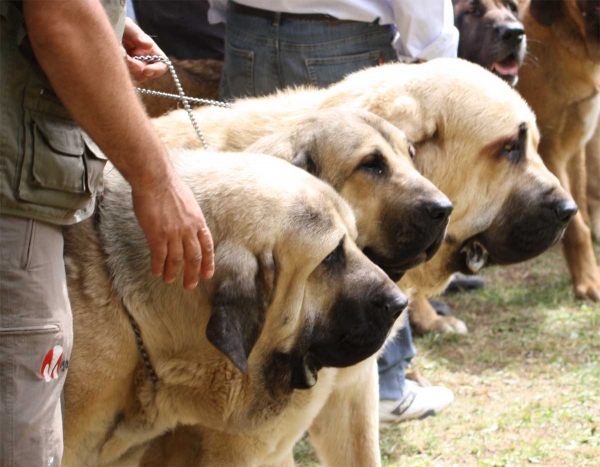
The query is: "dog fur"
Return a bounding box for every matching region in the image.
[517,0,600,301]
[62,151,407,466]
[133,59,575,466]
[409,0,531,337]
[587,120,600,240]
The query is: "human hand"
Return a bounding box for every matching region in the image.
[132,171,215,289]
[123,17,168,83]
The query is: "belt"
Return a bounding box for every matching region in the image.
[229,1,360,25]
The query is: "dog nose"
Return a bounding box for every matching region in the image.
[553,199,578,224]
[426,199,454,222]
[498,24,525,45]
[371,290,408,319]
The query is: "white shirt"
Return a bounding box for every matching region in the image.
[207,0,458,60]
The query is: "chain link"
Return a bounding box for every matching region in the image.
[133,55,233,150]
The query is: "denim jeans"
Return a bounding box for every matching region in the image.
[219,3,414,402]
[219,5,398,99]
[377,321,416,401]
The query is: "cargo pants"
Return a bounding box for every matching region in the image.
[0,215,73,467]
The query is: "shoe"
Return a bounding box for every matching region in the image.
[444,273,485,294]
[429,299,451,316]
[379,381,454,426]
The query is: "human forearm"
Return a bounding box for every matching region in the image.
[23,0,171,191]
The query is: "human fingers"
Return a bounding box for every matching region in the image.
[198,224,215,280]
[163,237,184,284]
[142,61,168,78]
[122,17,154,51]
[182,234,202,290]
[125,55,148,83]
[150,236,168,279]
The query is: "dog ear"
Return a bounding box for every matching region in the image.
[529,0,563,26]
[247,134,319,176]
[206,246,276,373]
[290,354,320,390]
[290,150,318,176]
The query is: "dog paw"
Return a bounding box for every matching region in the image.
[575,282,600,301]
[431,316,468,334]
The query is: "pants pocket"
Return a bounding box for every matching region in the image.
[17,98,107,211]
[0,324,70,467]
[222,40,255,99]
[305,50,381,88]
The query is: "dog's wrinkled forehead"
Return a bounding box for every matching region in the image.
[285,184,357,257]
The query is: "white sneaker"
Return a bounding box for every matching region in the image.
[379,380,454,426]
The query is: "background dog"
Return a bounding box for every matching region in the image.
[62,151,406,466]
[517,0,600,301]
[454,0,526,86]
[587,121,600,240]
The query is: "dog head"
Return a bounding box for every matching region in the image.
[454,0,527,86]
[527,0,600,62]
[179,153,406,388]
[246,109,452,282]
[99,152,405,390]
[325,60,577,295]
[401,59,576,293]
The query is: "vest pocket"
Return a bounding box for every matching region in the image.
[18,110,108,210]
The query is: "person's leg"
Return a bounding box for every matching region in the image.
[132,0,225,60]
[378,322,415,401]
[0,216,73,467]
[378,318,453,425]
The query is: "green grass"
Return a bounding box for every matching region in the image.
[295,244,600,467]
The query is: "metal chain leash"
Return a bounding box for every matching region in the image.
[133,55,233,150]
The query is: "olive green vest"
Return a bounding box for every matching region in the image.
[0,0,126,225]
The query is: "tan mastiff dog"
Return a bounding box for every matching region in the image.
[409,0,530,335]
[155,58,576,329]
[517,0,600,301]
[245,108,452,281]
[62,151,407,466]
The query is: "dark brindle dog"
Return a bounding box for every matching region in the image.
[454,0,527,86]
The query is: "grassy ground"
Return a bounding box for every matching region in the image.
[294,244,600,467]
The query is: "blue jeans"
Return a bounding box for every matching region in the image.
[378,322,416,401]
[219,3,414,402]
[219,4,398,99]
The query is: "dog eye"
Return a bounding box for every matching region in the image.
[507,2,518,14]
[321,238,346,270]
[358,150,387,175]
[408,143,416,160]
[467,0,483,16]
[501,140,522,163]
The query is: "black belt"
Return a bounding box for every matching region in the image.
[229,1,360,25]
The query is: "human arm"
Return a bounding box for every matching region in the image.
[23,0,214,288]
[392,0,459,60]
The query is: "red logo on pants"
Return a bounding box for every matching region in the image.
[40,345,64,382]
